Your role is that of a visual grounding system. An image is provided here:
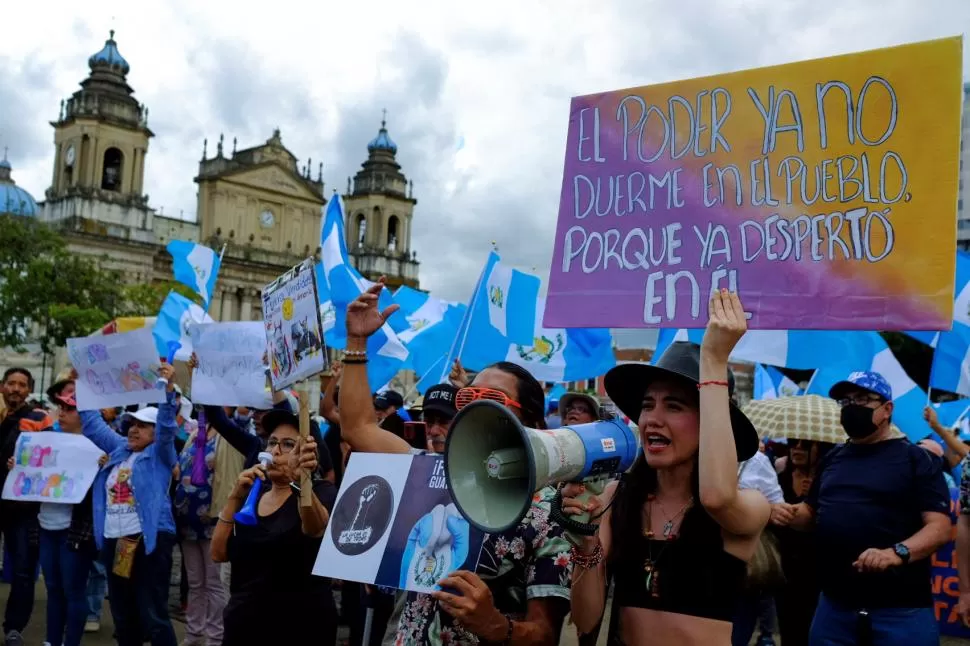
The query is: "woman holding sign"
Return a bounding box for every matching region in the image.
[565,290,770,646]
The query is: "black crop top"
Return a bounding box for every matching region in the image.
[610,530,747,624]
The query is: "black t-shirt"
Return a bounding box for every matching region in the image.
[222,480,339,645]
[806,438,950,609]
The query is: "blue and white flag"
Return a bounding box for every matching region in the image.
[932,399,970,429]
[805,335,928,442]
[753,364,803,400]
[905,250,970,347]
[166,241,221,307]
[441,251,540,380]
[388,287,467,394]
[929,321,970,397]
[317,196,407,389]
[153,291,214,361]
[504,297,615,383]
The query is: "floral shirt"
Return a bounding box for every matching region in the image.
[394,486,573,645]
[174,433,218,541]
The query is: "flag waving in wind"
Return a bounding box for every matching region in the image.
[167,241,221,307]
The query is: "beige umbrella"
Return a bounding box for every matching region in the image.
[743,394,904,444]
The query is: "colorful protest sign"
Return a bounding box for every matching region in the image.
[931,485,970,638]
[68,326,165,410]
[262,258,328,390]
[545,37,963,330]
[190,321,269,407]
[1,432,103,504]
[313,452,486,592]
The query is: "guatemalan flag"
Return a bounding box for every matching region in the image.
[388,287,467,394]
[907,250,970,348]
[504,296,615,383]
[317,195,407,389]
[440,251,540,381]
[152,291,214,361]
[166,241,221,308]
[753,364,803,400]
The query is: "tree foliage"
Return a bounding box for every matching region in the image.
[118,280,201,318]
[0,215,123,352]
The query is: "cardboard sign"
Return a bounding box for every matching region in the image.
[262,258,328,389]
[190,322,269,407]
[545,37,962,330]
[1,432,103,504]
[313,452,486,592]
[68,327,165,410]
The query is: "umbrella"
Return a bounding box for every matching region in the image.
[743,395,904,444]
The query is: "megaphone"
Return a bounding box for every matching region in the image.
[234,451,273,526]
[444,400,638,535]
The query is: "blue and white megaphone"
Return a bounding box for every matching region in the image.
[444,400,638,535]
[234,451,273,526]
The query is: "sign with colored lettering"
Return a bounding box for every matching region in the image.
[1,432,103,504]
[545,37,962,330]
[313,452,485,592]
[68,326,165,411]
[931,486,970,638]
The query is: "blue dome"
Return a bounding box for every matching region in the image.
[367,119,397,154]
[88,30,130,76]
[0,155,39,217]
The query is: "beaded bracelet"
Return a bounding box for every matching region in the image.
[501,614,514,645]
[570,541,604,569]
[343,349,367,359]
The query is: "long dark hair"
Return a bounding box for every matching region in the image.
[485,361,547,430]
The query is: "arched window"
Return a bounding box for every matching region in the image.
[387,215,399,251]
[356,214,367,247]
[101,147,123,191]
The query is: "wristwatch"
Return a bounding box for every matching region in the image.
[892,543,911,564]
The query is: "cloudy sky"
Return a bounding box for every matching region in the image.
[2,0,968,346]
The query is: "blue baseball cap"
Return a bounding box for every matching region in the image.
[829,371,893,402]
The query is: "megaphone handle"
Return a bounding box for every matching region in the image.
[550,479,609,537]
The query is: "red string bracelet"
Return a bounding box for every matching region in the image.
[697,380,729,389]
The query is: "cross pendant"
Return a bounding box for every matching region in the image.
[663,520,674,538]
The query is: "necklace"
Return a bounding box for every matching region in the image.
[642,495,693,598]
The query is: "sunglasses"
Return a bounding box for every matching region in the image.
[455,387,521,412]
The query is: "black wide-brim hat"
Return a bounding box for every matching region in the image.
[605,341,759,461]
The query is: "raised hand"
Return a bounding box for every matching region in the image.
[345,278,400,340]
[701,289,747,365]
[448,359,468,388]
[158,363,177,392]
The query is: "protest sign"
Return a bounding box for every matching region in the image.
[313,452,486,593]
[190,321,269,407]
[1,432,103,504]
[68,327,165,410]
[545,37,963,330]
[931,485,970,638]
[262,258,327,390]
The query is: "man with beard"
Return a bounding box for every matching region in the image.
[0,367,54,646]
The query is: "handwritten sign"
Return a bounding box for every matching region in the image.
[190,322,270,407]
[262,258,328,390]
[1,432,103,504]
[313,452,485,592]
[545,37,962,330]
[68,327,165,410]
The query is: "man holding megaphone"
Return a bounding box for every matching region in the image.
[340,280,574,646]
[564,290,770,646]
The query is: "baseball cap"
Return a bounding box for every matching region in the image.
[129,407,159,425]
[558,392,600,420]
[374,390,404,411]
[829,371,893,402]
[422,384,458,418]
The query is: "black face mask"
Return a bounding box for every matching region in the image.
[840,404,879,439]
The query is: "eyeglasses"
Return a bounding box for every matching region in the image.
[565,403,593,415]
[837,396,884,408]
[456,387,522,412]
[266,438,298,454]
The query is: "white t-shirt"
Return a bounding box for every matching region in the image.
[738,451,785,504]
[38,503,73,532]
[104,454,143,538]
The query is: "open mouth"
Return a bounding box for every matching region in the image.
[644,433,671,453]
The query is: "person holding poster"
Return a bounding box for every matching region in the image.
[80,363,180,646]
[211,410,337,646]
[565,291,769,646]
[341,280,574,646]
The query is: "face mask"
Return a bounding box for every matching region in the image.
[840,404,878,439]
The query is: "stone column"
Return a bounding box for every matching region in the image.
[240,288,253,321]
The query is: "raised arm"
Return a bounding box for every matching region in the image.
[154,364,179,468]
[80,410,127,455]
[341,280,411,455]
[697,290,770,538]
[566,480,617,634]
[204,405,261,458]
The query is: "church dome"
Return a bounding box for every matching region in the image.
[88,30,130,76]
[0,152,39,217]
[367,118,398,154]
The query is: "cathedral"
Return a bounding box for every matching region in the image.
[36,30,421,322]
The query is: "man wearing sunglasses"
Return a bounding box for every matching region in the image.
[341,281,573,646]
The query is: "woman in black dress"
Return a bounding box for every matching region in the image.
[211,409,338,646]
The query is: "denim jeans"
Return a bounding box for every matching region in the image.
[809,593,939,646]
[39,529,93,646]
[2,518,39,634]
[101,532,178,646]
[86,560,108,622]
